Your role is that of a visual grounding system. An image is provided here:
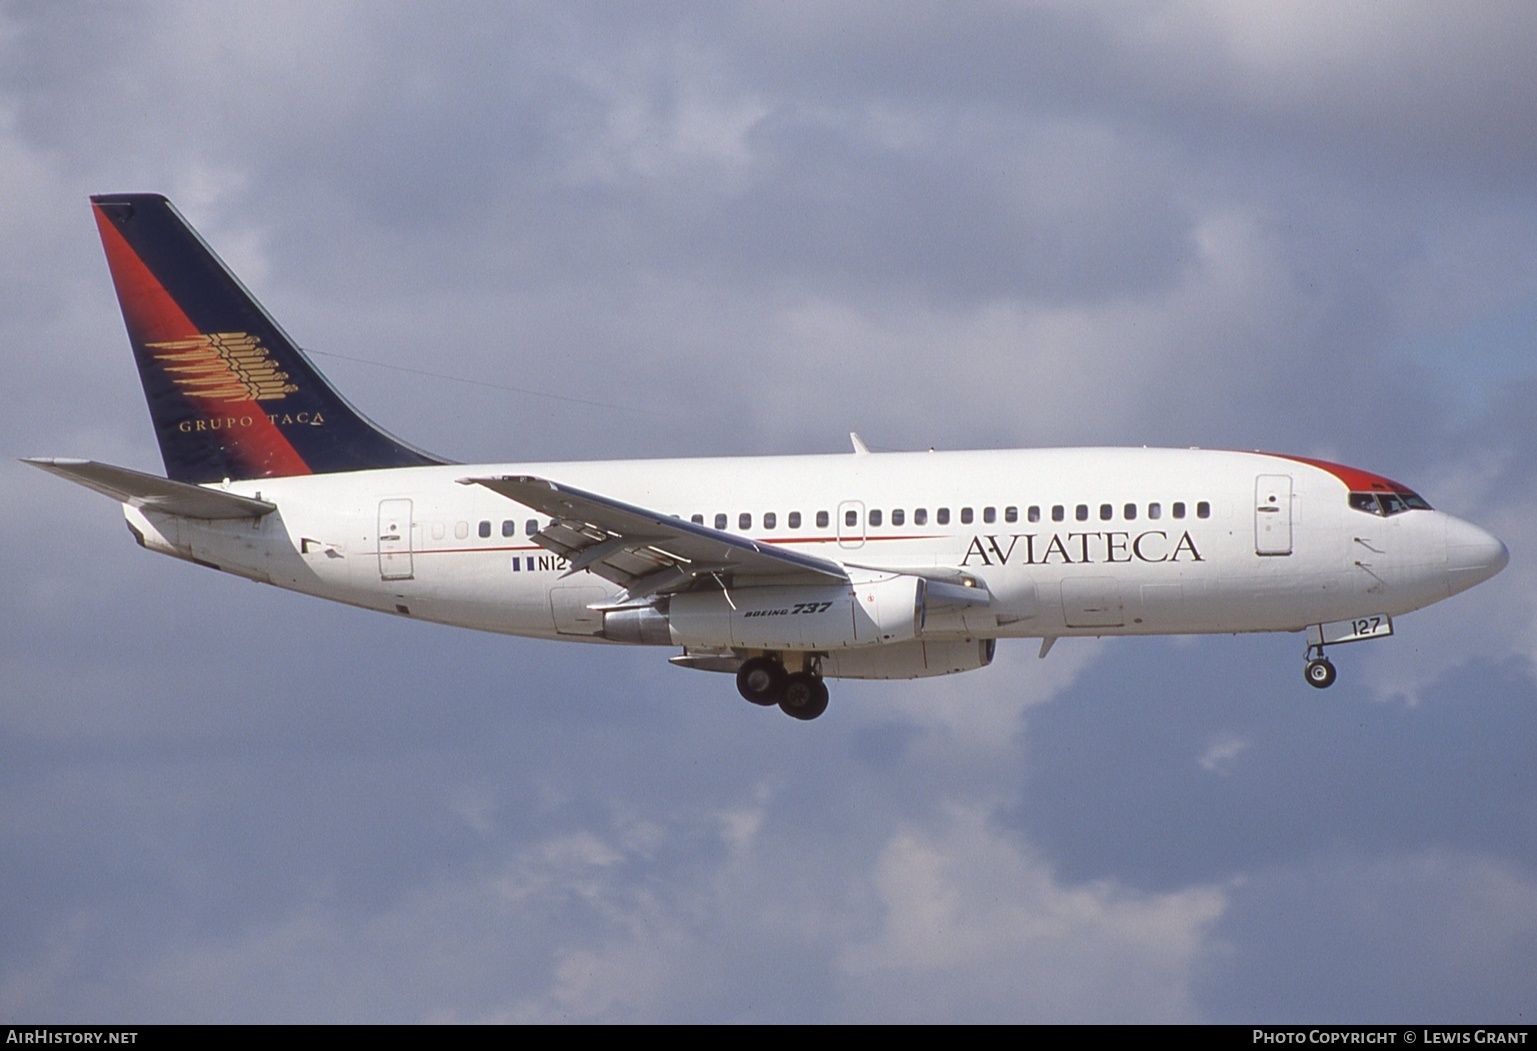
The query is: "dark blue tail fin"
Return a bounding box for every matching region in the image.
[91,193,449,484]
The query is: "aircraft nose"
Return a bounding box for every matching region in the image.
[1444,514,1509,595]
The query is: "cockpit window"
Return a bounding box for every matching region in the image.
[1349,490,1432,516]
[1349,492,1380,515]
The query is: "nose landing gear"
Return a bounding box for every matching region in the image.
[1301,615,1394,690]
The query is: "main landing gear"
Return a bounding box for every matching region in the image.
[736,655,829,721]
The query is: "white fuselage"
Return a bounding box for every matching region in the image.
[122,447,1504,656]
[70,193,1509,705]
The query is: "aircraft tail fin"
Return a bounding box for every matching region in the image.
[90,193,450,484]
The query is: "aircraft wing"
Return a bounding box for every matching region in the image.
[23,458,276,519]
[460,474,849,599]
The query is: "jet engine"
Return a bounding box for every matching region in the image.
[599,572,992,650]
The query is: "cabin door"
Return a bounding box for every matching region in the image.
[378,498,415,580]
[1254,475,1293,556]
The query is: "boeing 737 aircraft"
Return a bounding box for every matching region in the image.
[27,194,1510,720]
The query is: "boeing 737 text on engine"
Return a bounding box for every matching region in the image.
[26,195,1510,720]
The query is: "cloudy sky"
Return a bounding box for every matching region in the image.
[3,0,1536,1023]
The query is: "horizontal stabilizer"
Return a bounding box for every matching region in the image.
[22,458,275,519]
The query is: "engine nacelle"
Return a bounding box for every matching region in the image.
[601,605,673,645]
[820,638,996,680]
[666,574,922,649]
[600,572,995,650]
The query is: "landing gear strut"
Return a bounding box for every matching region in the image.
[1300,615,1394,689]
[735,655,829,720]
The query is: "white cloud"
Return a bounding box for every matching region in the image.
[837,807,1227,1022]
[1198,732,1249,775]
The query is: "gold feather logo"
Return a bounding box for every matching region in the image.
[146,332,297,403]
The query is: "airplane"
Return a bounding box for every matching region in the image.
[25,194,1510,721]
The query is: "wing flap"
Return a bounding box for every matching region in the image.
[24,458,275,519]
[460,474,847,595]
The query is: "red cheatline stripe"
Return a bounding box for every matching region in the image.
[93,203,312,479]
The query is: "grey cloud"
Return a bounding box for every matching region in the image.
[4,0,1536,1023]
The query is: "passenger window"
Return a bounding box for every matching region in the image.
[869,509,882,527]
[455,521,469,540]
[1027,505,1040,523]
[1052,505,1064,522]
[1076,504,1089,522]
[915,508,928,526]
[789,511,802,529]
[478,520,491,539]
[845,509,858,527]
[740,512,752,530]
[937,508,951,525]
[502,520,515,537]
[431,522,445,541]
[715,513,727,530]
[1124,503,1136,521]
[764,512,777,529]
[1099,504,1112,521]
[1173,502,1186,519]
[691,513,704,525]
[892,509,905,526]
[1197,501,1211,519]
[1148,502,1161,520]
[816,510,829,528]
[960,507,973,525]
[984,507,996,524]
[1005,506,1018,524]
